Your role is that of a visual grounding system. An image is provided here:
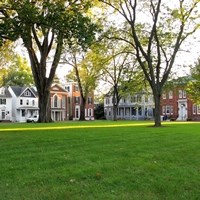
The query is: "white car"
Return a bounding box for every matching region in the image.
[26,115,39,123]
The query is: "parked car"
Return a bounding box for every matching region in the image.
[26,115,39,123]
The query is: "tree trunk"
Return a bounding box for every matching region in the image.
[38,85,52,123]
[153,91,161,127]
[113,104,117,121]
[79,97,86,121]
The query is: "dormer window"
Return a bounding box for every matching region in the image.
[162,92,166,99]
[24,90,31,96]
[0,87,5,95]
[65,86,70,92]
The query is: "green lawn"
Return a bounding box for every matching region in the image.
[0,121,200,200]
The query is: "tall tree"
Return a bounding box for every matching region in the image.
[0,41,15,86]
[0,0,98,122]
[64,43,105,120]
[186,58,200,104]
[101,41,144,121]
[99,0,200,126]
[2,55,34,86]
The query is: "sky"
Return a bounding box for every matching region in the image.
[15,0,200,87]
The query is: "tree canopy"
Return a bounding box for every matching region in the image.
[186,58,200,104]
[65,42,105,120]
[2,55,34,87]
[0,0,99,122]
[0,41,15,86]
[99,0,200,126]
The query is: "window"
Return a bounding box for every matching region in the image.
[166,106,170,114]
[193,105,197,114]
[20,99,23,105]
[169,91,173,99]
[197,105,200,114]
[0,99,6,105]
[75,108,79,118]
[24,90,31,96]
[26,99,29,105]
[22,109,25,117]
[88,108,93,117]
[162,92,166,99]
[163,105,173,115]
[106,98,110,104]
[88,97,92,104]
[162,106,165,114]
[54,95,58,107]
[183,90,186,98]
[131,96,137,103]
[1,111,5,119]
[0,88,5,95]
[75,96,80,104]
[170,106,173,114]
[130,96,135,103]
[62,96,65,108]
[65,86,70,92]
[137,95,142,102]
[178,90,186,98]
[179,90,182,98]
[138,107,142,115]
[32,100,35,106]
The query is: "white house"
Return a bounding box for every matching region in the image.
[0,87,12,121]
[104,92,154,120]
[8,86,39,122]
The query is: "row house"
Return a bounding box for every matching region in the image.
[64,82,94,120]
[50,84,68,121]
[8,86,39,122]
[0,87,12,121]
[0,86,38,122]
[104,92,154,120]
[161,87,200,121]
[0,83,94,122]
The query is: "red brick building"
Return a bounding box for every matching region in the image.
[161,87,200,121]
[50,83,94,121]
[64,82,94,120]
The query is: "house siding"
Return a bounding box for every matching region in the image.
[104,93,154,120]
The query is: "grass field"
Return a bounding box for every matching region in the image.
[0,121,200,200]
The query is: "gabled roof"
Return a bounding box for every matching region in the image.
[0,87,12,98]
[10,86,38,97]
[51,83,67,93]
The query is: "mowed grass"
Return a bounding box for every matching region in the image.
[0,121,200,200]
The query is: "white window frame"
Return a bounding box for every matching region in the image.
[179,90,182,98]
[193,105,197,114]
[169,91,173,99]
[20,99,23,105]
[162,92,166,99]
[24,90,31,96]
[183,90,186,98]
[197,105,200,114]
